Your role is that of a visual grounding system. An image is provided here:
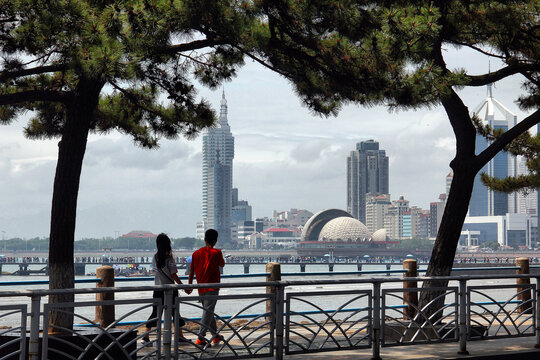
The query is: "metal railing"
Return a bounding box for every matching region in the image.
[0,274,538,359]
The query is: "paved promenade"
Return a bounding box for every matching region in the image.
[269,336,540,359]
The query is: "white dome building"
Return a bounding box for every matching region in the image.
[370,228,389,242]
[318,217,370,242]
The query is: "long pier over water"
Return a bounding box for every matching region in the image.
[2,256,539,275]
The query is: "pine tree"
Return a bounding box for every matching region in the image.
[0,0,253,330]
[243,0,540,315]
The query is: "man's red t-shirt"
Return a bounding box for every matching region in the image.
[191,246,225,294]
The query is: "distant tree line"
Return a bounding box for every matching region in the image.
[0,237,203,252]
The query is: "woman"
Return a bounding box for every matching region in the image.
[141,233,187,345]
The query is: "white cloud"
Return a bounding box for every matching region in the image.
[0,48,535,239]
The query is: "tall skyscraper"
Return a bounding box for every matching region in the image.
[347,140,389,223]
[201,91,235,243]
[469,84,517,216]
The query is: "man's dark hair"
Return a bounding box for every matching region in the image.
[204,229,219,246]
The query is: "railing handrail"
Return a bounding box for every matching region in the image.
[0,272,538,298]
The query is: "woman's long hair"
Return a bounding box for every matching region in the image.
[155,233,172,268]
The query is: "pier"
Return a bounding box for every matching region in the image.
[1,258,540,276]
[0,259,539,359]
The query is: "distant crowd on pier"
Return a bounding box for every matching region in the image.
[0,255,539,265]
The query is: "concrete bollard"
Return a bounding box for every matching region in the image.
[403,259,418,319]
[266,263,281,317]
[516,257,532,314]
[95,265,115,328]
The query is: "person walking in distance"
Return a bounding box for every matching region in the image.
[188,229,225,347]
[140,233,187,346]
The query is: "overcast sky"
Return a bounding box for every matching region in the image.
[0,48,535,240]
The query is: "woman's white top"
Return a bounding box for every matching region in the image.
[151,255,178,285]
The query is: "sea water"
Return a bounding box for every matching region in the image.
[0,263,520,328]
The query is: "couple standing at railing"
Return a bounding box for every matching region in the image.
[139,229,225,348]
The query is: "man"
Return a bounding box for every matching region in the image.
[188,229,225,346]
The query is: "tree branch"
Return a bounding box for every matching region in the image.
[0,64,66,81]
[0,90,73,105]
[163,38,229,55]
[466,63,538,86]
[476,108,540,166]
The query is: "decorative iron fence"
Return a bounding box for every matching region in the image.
[0,274,538,359]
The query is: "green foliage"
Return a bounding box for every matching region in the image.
[172,237,204,249]
[481,241,500,251]
[246,1,539,113]
[473,115,540,192]
[0,0,253,146]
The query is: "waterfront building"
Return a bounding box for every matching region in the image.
[120,230,158,240]
[429,193,447,239]
[262,227,300,248]
[365,194,391,234]
[347,140,389,223]
[383,195,410,240]
[446,171,453,196]
[271,209,314,227]
[298,209,397,257]
[201,92,235,243]
[460,213,537,249]
[469,84,518,216]
[516,157,538,216]
[232,188,252,225]
[404,207,429,240]
[235,220,255,245]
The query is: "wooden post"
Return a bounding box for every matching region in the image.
[95,265,115,328]
[403,259,418,319]
[516,257,532,314]
[266,262,281,317]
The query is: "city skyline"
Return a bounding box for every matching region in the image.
[0,48,536,239]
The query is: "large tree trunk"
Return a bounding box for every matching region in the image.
[48,79,102,333]
[418,167,476,318]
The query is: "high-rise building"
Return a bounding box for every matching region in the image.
[201,92,235,243]
[469,84,517,216]
[347,140,389,223]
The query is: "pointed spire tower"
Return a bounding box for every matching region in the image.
[469,84,518,216]
[199,90,235,243]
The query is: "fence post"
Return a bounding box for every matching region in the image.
[536,277,540,348]
[372,281,382,360]
[516,257,532,314]
[267,262,281,311]
[28,295,41,360]
[275,283,285,360]
[403,259,418,319]
[458,279,469,355]
[95,265,115,328]
[162,288,173,360]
